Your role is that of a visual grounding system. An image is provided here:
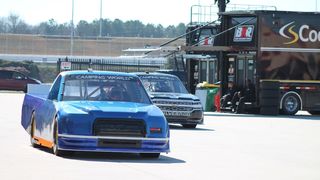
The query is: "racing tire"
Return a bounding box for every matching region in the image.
[308,111,320,115]
[259,97,279,107]
[259,83,280,116]
[140,153,160,159]
[30,113,39,148]
[182,124,197,129]
[260,107,279,115]
[52,120,73,157]
[260,81,280,90]
[259,89,280,98]
[281,93,301,115]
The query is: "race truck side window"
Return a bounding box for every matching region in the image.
[48,75,61,101]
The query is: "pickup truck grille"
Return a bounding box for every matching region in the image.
[152,99,201,106]
[152,99,202,111]
[93,119,146,137]
[151,98,203,122]
[158,106,193,111]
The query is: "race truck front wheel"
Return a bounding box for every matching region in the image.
[52,119,73,157]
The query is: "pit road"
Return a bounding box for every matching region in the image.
[0,92,319,180]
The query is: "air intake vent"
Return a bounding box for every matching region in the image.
[93,119,146,137]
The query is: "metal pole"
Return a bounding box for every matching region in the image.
[99,0,103,37]
[144,19,218,55]
[70,0,74,55]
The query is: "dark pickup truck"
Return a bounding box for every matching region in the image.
[135,72,203,128]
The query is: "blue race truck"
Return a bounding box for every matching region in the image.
[21,70,169,158]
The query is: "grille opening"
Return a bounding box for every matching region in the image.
[98,139,141,148]
[93,119,146,137]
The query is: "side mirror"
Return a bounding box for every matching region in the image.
[15,76,23,80]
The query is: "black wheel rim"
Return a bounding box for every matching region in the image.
[284,95,298,112]
[53,123,58,154]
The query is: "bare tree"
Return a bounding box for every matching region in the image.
[16,20,32,34]
[0,17,7,33]
[7,13,20,33]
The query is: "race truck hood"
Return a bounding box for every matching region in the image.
[149,92,199,101]
[58,101,163,117]
[56,101,168,137]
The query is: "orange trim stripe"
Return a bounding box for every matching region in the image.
[33,136,54,148]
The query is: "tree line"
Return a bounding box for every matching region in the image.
[0,14,187,38]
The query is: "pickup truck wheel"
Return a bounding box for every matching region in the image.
[182,124,197,129]
[140,153,160,159]
[281,93,300,115]
[30,114,39,148]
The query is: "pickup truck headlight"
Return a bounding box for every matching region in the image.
[193,101,202,106]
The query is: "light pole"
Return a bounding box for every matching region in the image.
[70,0,74,56]
[99,0,103,37]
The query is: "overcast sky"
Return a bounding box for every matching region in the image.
[0,0,318,26]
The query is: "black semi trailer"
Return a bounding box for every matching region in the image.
[184,10,320,115]
[219,10,320,115]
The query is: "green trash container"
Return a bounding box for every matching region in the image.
[205,88,219,111]
[195,82,220,112]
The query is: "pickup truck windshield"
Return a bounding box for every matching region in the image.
[139,75,189,94]
[62,74,151,104]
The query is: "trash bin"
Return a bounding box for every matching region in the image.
[195,82,220,111]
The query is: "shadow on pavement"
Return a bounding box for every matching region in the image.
[205,112,320,121]
[33,146,185,164]
[284,114,320,121]
[169,124,215,131]
[66,152,185,164]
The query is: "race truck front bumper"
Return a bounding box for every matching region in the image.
[57,134,170,153]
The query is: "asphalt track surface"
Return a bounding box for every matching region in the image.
[0,92,320,180]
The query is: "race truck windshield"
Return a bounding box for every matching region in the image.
[62,74,151,104]
[139,75,189,94]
